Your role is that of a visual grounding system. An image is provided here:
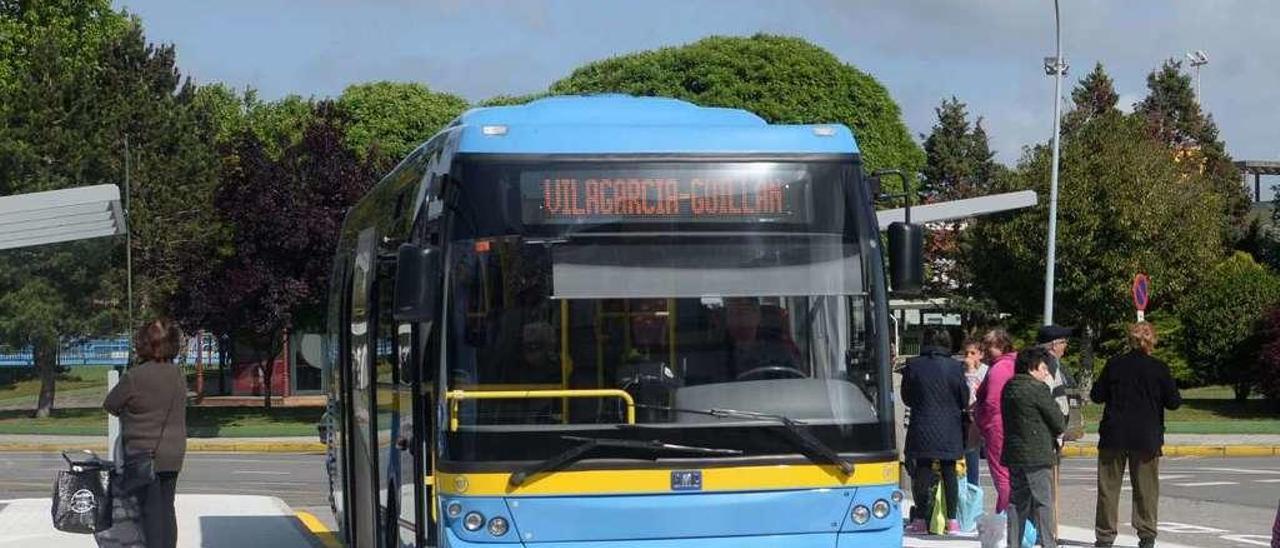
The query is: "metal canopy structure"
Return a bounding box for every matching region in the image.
[876,190,1038,230]
[1236,161,1280,203]
[0,184,126,251]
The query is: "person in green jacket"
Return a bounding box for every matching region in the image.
[1001,347,1065,548]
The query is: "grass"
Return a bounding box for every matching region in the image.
[0,406,324,437]
[1080,385,1280,435]
[0,365,324,437]
[0,366,111,406]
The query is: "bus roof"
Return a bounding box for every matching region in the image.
[451,95,859,156]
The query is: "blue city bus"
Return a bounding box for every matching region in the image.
[324,95,917,547]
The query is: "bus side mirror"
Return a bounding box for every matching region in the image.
[887,221,923,296]
[393,243,442,322]
[866,173,883,197]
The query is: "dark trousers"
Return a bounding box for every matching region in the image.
[964,447,982,485]
[1009,465,1057,548]
[137,471,179,548]
[1095,448,1159,545]
[909,459,958,521]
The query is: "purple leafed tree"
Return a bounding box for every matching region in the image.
[177,101,375,407]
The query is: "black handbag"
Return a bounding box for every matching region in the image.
[118,391,179,493]
[52,450,113,534]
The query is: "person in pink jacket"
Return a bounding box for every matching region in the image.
[974,328,1016,514]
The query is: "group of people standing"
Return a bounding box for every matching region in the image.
[901,322,1181,548]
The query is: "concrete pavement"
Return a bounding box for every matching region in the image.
[0,495,323,548]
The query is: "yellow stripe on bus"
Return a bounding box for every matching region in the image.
[436,461,898,497]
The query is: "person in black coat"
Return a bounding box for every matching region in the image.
[902,328,970,535]
[1090,322,1181,548]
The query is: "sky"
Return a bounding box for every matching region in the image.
[114,0,1279,192]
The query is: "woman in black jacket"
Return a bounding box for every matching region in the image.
[901,328,969,535]
[103,319,188,548]
[1090,322,1181,548]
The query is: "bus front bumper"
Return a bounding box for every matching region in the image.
[439,484,903,547]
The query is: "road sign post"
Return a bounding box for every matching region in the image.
[1132,273,1150,322]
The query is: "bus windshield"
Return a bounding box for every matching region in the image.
[441,159,891,462]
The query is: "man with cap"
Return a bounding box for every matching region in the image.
[1037,324,1077,542]
[1036,325,1076,421]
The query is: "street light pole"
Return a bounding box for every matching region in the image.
[1043,0,1066,326]
[1187,50,1209,103]
[124,135,134,366]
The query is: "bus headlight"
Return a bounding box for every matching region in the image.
[445,502,463,519]
[463,512,485,531]
[872,499,891,519]
[851,505,870,525]
[891,490,904,504]
[487,517,509,536]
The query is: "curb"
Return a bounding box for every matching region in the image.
[1060,444,1280,458]
[0,440,326,453]
[295,510,342,548]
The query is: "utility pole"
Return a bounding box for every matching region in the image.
[125,135,134,366]
[1042,0,1067,326]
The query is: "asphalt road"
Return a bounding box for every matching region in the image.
[0,452,330,510]
[981,456,1279,547]
[2,453,1276,546]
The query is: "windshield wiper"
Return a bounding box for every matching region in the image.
[631,405,854,476]
[509,435,742,487]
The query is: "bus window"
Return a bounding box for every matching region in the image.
[444,237,878,427]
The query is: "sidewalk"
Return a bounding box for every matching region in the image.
[900,500,1202,548]
[0,495,324,548]
[903,525,1199,548]
[0,434,324,453]
[1061,433,1280,457]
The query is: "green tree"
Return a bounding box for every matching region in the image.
[918,97,1002,311]
[94,23,225,317]
[548,34,924,178]
[0,3,226,414]
[337,81,468,168]
[1181,252,1280,399]
[0,0,131,416]
[969,111,1223,367]
[1252,306,1280,408]
[1136,60,1251,246]
[0,0,126,100]
[244,93,315,159]
[479,93,547,107]
[921,97,998,200]
[1063,62,1120,133]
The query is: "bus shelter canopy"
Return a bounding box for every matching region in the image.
[0,184,125,251]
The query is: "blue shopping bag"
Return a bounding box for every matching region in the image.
[957,482,984,532]
[1022,518,1038,547]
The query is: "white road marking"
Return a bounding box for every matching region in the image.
[1219,534,1273,546]
[1196,467,1280,475]
[1172,481,1238,487]
[231,470,291,475]
[1159,521,1229,534]
[1256,478,1280,483]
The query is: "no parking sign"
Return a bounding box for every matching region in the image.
[1132,273,1150,322]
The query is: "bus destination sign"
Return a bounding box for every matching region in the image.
[520,168,813,225]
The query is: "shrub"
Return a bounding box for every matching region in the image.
[1252,306,1280,407]
[1181,252,1280,398]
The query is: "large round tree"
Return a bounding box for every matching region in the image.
[548,34,923,174]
